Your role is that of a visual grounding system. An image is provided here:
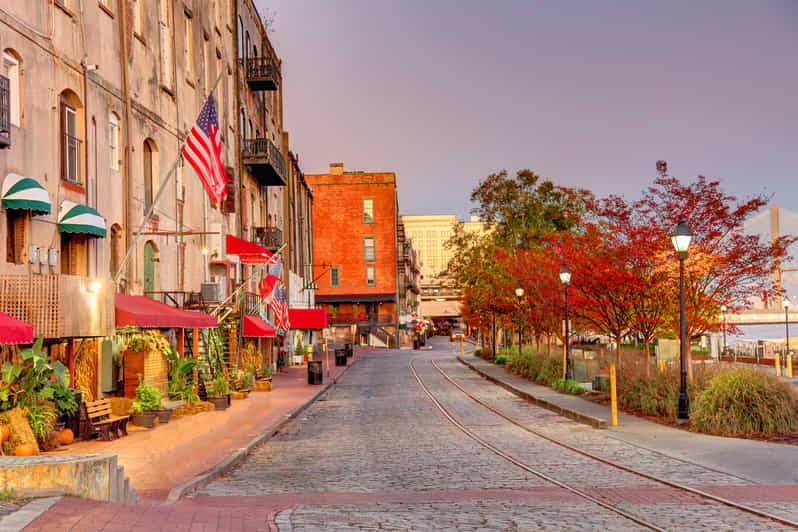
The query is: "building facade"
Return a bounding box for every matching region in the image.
[306,162,399,347]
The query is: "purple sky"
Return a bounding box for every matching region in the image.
[260,0,797,220]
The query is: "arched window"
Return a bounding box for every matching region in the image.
[59,89,84,184]
[143,138,159,211]
[108,112,120,170]
[245,31,250,64]
[143,240,159,298]
[238,16,244,60]
[2,49,23,127]
[239,109,246,141]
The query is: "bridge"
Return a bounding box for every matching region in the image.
[725,309,794,326]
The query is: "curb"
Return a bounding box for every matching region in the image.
[457,356,608,430]
[0,496,61,532]
[164,355,360,504]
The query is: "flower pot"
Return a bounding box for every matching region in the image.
[131,412,157,428]
[209,396,228,410]
[157,409,172,423]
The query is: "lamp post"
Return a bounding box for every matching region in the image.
[672,217,693,420]
[784,298,790,363]
[515,287,524,358]
[720,305,727,357]
[559,264,572,380]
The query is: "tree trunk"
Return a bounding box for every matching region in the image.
[615,335,622,369]
[644,340,651,379]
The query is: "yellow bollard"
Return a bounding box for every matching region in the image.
[610,365,618,427]
[460,337,465,357]
[787,354,793,378]
[657,359,665,373]
[775,353,782,377]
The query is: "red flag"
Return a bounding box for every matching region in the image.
[182,94,228,204]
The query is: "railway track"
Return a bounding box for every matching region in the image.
[409,356,798,531]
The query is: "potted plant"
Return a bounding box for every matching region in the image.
[129,377,161,428]
[207,376,230,410]
[26,402,58,452]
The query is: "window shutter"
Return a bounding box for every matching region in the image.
[59,100,66,180]
[13,214,27,264]
[160,21,173,88]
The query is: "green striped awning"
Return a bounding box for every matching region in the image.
[58,200,107,238]
[1,174,51,215]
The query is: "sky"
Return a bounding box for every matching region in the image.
[258,0,797,221]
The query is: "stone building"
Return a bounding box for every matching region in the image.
[306,162,400,347]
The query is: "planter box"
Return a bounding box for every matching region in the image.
[209,396,229,410]
[131,412,157,428]
[156,409,172,423]
[230,391,248,400]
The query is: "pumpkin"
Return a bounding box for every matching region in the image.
[59,428,74,445]
[0,425,9,442]
[14,443,37,456]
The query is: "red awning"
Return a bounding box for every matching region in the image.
[287,309,328,329]
[0,311,34,345]
[115,294,217,329]
[243,315,276,337]
[225,234,275,264]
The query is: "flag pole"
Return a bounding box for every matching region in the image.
[114,71,226,286]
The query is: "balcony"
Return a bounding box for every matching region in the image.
[0,274,114,338]
[0,75,10,149]
[243,56,280,91]
[242,138,286,186]
[328,313,394,325]
[252,226,282,251]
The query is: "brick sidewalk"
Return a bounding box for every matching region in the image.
[52,350,359,502]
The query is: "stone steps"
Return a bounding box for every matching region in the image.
[109,463,140,504]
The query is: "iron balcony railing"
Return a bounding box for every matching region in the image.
[241,137,286,186]
[243,56,280,91]
[253,226,282,250]
[0,75,10,148]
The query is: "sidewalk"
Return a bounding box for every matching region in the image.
[53,349,362,503]
[459,355,798,485]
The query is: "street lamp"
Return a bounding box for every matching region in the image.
[720,305,727,357]
[672,217,693,420]
[559,264,572,380]
[515,287,524,358]
[784,298,790,364]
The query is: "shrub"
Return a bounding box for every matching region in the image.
[553,378,586,394]
[691,369,798,435]
[25,402,57,442]
[506,347,543,380]
[479,347,493,360]
[130,377,161,414]
[473,348,481,357]
[493,354,508,365]
[536,356,563,386]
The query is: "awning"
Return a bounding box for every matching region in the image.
[2,174,51,215]
[115,294,217,329]
[225,234,275,264]
[58,200,107,237]
[242,315,276,337]
[0,311,34,345]
[288,309,328,329]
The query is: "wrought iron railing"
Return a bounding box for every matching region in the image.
[243,56,280,87]
[253,226,282,249]
[241,137,286,181]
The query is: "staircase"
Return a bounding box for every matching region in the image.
[109,462,141,504]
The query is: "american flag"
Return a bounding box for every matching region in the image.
[269,284,290,332]
[259,257,282,301]
[182,95,228,204]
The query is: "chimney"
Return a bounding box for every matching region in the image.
[330,162,344,175]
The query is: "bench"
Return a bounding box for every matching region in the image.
[83,399,130,441]
[254,368,272,382]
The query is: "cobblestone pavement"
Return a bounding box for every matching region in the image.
[21,338,798,530]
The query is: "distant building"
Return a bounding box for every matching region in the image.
[306,163,399,347]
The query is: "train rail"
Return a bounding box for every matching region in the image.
[409,356,798,531]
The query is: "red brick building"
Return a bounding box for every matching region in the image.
[306,163,399,346]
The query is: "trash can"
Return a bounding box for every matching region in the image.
[335,348,347,366]
[308,360,323,385]
[345,342,353,358]
[413,338,420,350]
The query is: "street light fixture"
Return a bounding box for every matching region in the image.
[720,305,727,357]
[671,217,693,420]
[559,264,572,380]
[515,287,524,358]
[784,298,790,364]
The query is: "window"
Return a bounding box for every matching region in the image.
[3,51,22,127]
[143,138,158,211]
[5,210,28,264]
[61,233,87,275]
[238,17,244,59]
[108,112,119,170]
[362,198,374,223]
[109,224,122,274]
[203,34,210,93]
[132,0,143,36]
[330,267,339,287]
[364,236,375,262]
[184,15,194,81]
[159,0,174,89]
[366,265,375,286]
[61,99,80,184]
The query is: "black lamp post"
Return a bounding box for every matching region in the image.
[515,287,524,358]
[720,305,727,357]
[672,217,693,420]
[560,264,572,380]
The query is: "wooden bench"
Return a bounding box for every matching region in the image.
[83,399,130,441]
[254,368,272,382]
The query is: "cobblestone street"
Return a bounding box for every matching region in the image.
[20,338,798,531]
